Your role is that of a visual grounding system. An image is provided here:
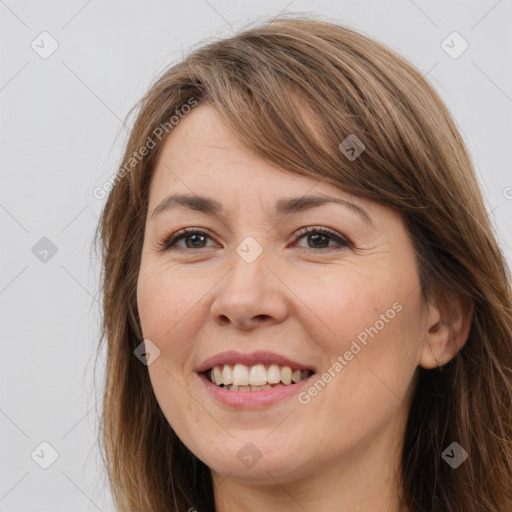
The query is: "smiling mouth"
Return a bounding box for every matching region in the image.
[203,363,315,392]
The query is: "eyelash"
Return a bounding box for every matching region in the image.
[157,226,351,252]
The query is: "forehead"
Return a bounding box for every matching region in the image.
[147,104,387,230]
[150,105,341,201]
[151,105,296,190]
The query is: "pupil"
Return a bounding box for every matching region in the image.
[187,234,205,248]
[310,234,328,248]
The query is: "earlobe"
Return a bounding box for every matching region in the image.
[418,297,474,370]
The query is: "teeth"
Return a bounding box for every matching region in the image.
[233,364,249,386]
[208,363,312,390]
[249,364,267,386]
[281,366,292,385]
[222,364,233,385]
[212,366,223,385]
[267,364,281,384]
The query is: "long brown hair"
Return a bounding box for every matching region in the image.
[93,13,512,511]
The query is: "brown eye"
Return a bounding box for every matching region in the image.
[183,233,207,248]
[294,226,351,250]
[160,229,214,251]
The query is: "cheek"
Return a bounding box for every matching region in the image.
[136,279,199,418]
[137,265,202,349]
[286,266,400,355]
[137,269,208,446]
[292,266,422,402]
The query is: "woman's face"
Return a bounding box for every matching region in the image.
[137,104,433,486]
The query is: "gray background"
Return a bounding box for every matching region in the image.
[1,1,511,510]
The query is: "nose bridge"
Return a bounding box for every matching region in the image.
[210,234,288,327]
[225,234,270,298]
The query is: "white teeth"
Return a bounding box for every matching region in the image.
[267,364,281,384]
[249,364,267,386]
[212,366,223,385]
[222,364,233,385]
[281,366,292,385]
[208,363,312,390]
[233,364,250,386]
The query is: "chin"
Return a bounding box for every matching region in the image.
[196,437,312,484]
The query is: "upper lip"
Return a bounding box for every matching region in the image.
[195,350,317,374]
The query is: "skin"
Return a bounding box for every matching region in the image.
[136,104,472,512]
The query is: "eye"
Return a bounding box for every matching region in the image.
[158,226,351,252]
[158,228,215,251]
[293,226,351,250]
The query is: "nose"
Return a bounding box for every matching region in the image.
[209,243,289,331]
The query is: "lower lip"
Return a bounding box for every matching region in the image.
[197,372,314,409]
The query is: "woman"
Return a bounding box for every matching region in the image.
[93,14,512,512]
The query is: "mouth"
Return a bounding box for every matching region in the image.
[201,363,315,392]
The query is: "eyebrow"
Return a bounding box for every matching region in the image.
[150,193,374,226]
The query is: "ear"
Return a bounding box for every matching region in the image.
[418,293,474,370]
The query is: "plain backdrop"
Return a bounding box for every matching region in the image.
[1,1,511,510]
